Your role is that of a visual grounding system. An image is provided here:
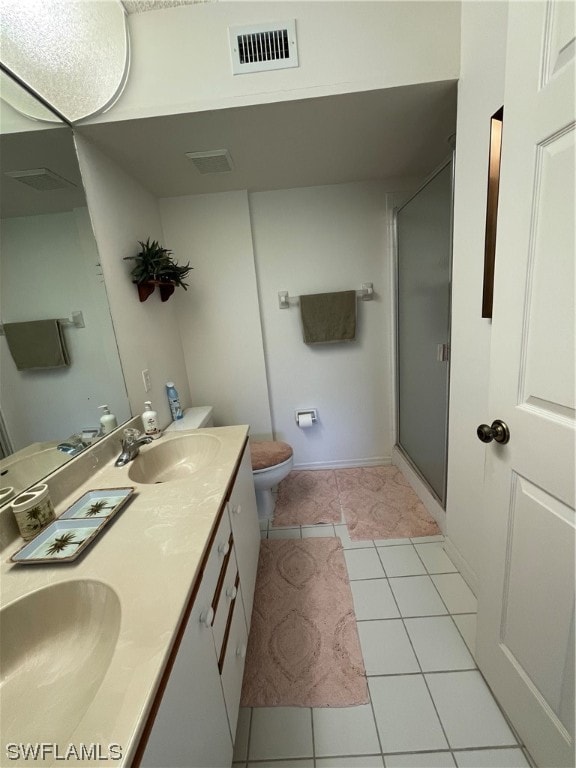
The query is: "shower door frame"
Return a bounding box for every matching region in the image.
[392,153,455,508]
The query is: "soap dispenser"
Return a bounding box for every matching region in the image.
[142,401,160,439]
[98,405,117,435]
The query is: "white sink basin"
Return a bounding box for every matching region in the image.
[128,433,221,484]
[0,580,121,746]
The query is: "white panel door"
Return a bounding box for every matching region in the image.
[475,3,575,768]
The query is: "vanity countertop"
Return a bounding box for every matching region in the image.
[0,425,250,767]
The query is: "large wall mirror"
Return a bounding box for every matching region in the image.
[0,70,131,496]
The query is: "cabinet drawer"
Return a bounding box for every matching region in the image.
[227,446,260,630]
[212,550,238,655]
[202,508,232,603]
[220,582,249,741]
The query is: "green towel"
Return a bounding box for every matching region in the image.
[299,290,357,344]
[3,320,71,370]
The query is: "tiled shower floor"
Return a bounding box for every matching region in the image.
[232,517,534,768]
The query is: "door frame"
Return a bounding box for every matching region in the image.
[392,152,455,508]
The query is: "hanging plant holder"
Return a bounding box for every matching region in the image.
[136,282,155,302]
[124,238,192,303]
[136,280,177,303]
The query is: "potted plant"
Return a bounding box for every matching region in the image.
[124,238,193,302]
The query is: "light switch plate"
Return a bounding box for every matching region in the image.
[142,369,151,392]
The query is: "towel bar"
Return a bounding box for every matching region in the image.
[278,283,373,309]
[0,311,85,336]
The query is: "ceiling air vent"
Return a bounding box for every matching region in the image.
[229,20,298,75]
[185,149,234,174]
[5,168,77,191]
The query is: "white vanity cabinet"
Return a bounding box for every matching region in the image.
[140,511,234,768]
[138,441,260,768]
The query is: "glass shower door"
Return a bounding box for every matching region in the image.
[396,160,453,504]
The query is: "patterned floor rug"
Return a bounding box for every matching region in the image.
[336,466,440,540]
[273,466,440,540]
[273,470,342,526]
[240,538,369,707]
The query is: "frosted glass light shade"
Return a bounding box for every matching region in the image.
[0,0,130,123]
[0,71,62,128]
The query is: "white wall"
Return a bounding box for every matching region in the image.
[159,181,394,466]
[88,2,460,123]
[445,1,509,591]
[159,190,272,437]
[251,182,394,467]
[74,133,190,429]
[0,208,129,449]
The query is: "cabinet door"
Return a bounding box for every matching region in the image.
[227,446,260,628]
[141,574,232,768]
[220,584,249,741]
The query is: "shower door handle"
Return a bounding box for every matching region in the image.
[477,420,510,444]
[437,343,450,362]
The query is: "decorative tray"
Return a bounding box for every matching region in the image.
[11,487,134,564]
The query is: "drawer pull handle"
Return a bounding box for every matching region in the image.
[200,607,214,627]
[236,644,247,659]
[226,586,237,600]
[232,504,242,515]
[218,541,230,556]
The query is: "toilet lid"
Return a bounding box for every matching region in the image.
[250,440,293,471]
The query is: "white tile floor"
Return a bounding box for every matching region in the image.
[233,518,533,768]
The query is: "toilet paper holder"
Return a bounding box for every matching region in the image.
[295,409,318,425]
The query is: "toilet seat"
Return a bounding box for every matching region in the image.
[250,440,293,472]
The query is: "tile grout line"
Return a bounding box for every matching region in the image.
[448,611,478,667]
[244,743,531,763]
[374,546,455,757]
[245,706,253,766]
[357,615,474,623]
[365,669,479,678]
[382,547,523,753]
[410,543,478,673]
[416,555,527,748]
[310,706,316,767]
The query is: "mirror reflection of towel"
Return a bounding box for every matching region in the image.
[299,290,357,344]
[3,320,71,370]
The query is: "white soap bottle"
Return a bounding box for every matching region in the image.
[98,405,118,435]
[142,401,160,439]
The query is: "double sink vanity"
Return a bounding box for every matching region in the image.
[0,421,260,767]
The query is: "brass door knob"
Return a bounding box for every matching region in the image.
[477,419,510,444]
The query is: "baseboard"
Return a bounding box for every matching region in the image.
[293,456,392,471]
[443,536,479,597]
[391,446,446,534]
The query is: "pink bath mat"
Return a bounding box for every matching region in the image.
[273,469,341,526]
[240,538,369,708]
[336,466,441,540]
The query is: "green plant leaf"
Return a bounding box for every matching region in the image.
[124,238,193,289]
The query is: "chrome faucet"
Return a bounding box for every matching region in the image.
[57,441,84,456]
[114,430,153,467]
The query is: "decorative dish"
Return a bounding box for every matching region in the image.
[11,519,105,563]
[60,487,134,520]
[10,486,134,565]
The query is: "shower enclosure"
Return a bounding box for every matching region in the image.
[395,157,453,505]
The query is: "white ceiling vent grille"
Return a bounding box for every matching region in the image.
[5,168,77,191]
[185,149,234,174]
[229,20,298,75]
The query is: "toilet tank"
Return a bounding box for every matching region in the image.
[164,406,214,432]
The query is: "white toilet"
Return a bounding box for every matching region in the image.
[165,411,293,521]
[250,440,294,521]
